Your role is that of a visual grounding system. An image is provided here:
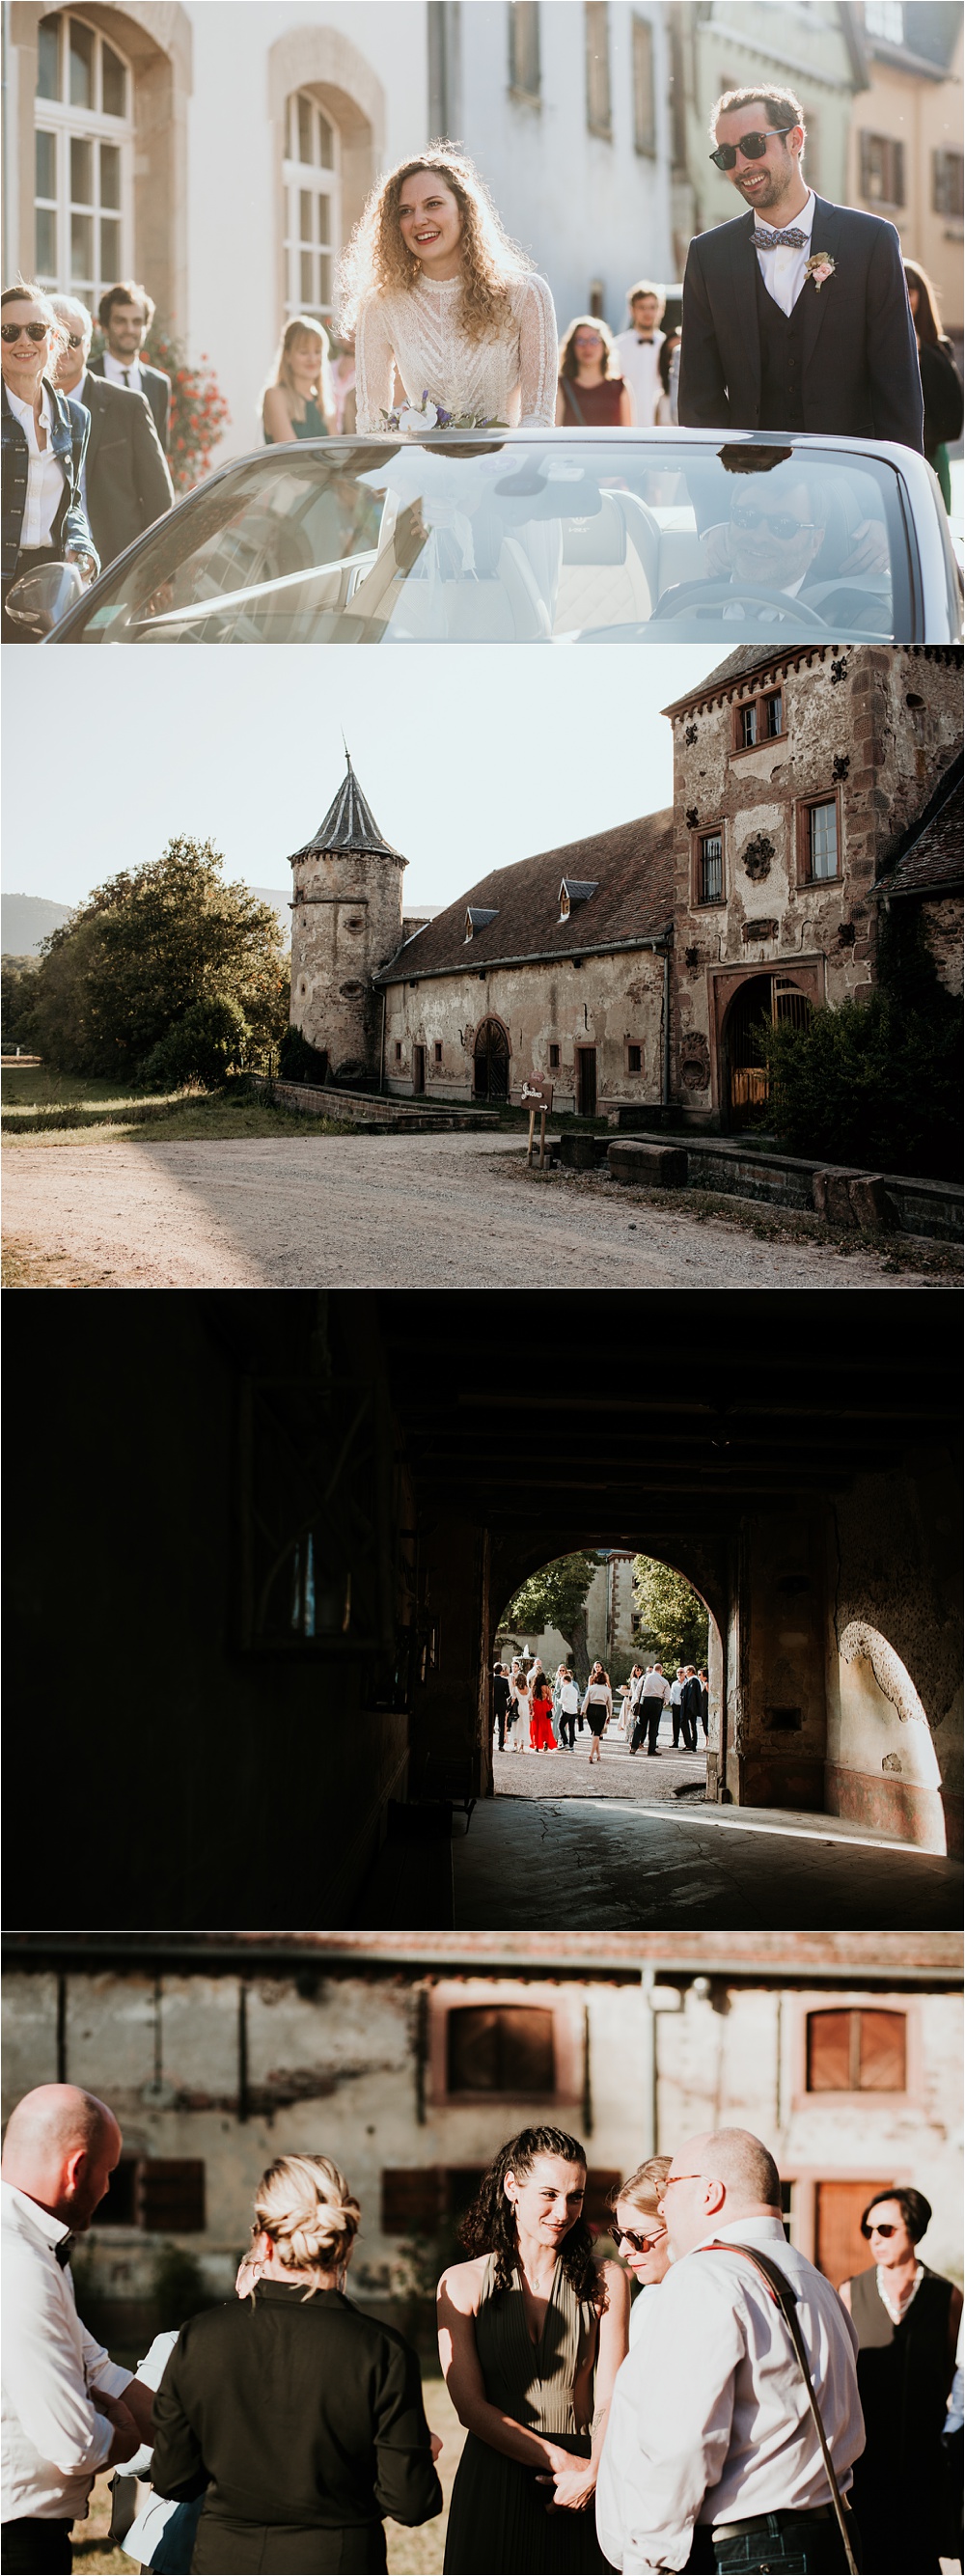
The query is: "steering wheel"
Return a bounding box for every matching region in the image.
[651,576,832,633]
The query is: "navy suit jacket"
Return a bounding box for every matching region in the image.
[88,354,171,453]
[678,197,924,452]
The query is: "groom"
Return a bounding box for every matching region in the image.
[679,85,924,452]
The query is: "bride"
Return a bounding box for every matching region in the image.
[338,149,558,433]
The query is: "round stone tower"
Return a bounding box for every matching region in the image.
[287,752,407,1081]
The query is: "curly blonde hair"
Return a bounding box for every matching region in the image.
[251,2154,360,2298]
[336,147,534,346]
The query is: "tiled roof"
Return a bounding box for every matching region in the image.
[377,811,675,983]
[870,752,963,901]
[288,753,404,866]
[662,649,804,715]
[4,1932,960,1980]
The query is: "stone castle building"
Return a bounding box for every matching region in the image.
[287,647,962,1126]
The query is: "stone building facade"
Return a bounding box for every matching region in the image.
[3,1932,960,2351]
[288,647,961,1129]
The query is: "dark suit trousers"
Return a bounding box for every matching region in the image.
[1,2522,73,2574]
[192,2510,388,2572]
[634,1698,663,1754]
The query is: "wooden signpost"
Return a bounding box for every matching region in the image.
[521,1074,554,1168]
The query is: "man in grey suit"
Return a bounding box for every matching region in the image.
[52,297,173,569]
[87,280,172,454]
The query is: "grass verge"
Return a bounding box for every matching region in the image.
[1,1067,352,1146]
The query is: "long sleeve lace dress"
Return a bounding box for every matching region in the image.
[355,272,558,430]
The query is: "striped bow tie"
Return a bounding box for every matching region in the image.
[751,226,808,248]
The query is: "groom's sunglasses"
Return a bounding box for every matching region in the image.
[709,126,795,171]
[731,502,815,541]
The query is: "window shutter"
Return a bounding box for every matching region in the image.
[136,2160,206,2232]
[447,2006,556,2094]
[857,2009,906,2091]
[807,2009,852,2091]
[381,2168,445,2233]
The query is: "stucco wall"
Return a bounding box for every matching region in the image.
[383,952,665,1109]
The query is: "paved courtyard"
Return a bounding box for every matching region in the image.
[493,1732,707,1798]
[1,1132,935,1288]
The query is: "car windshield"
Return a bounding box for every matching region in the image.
[61,436,912,644]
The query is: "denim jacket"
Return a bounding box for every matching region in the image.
[2,376,97,581]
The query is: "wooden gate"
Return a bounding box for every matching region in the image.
[726,975,813,1126]
[473,1019,510,1101]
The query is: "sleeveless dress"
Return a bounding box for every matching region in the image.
[558,378,627,428]
[263,397,328,444]
[443,2255,614,2574]
[355,272,558,430]
[844,2262,956,2574]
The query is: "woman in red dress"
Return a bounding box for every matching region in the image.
[529,1675,557,1752]
[555,317,633,428]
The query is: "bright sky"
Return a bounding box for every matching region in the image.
[2,646,726,912]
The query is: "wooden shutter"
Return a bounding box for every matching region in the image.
[381,2168,444,2233]
[807,2009,852,2091]
[447,2006,556,2095]
[815,2179,891,2286]
[136,2160,206,2232]
[857,2009,906,2091]
[808,2008,905,2091]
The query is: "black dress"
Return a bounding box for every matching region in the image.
[150,2281,442,2574]
[844,2263,956,2574]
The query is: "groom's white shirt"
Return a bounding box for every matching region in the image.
[1,2180,133,2524]
[595,2216,863,2572]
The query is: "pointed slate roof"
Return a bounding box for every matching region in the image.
[287,752,405,868]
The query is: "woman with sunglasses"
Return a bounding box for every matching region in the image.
[839,2187,962,2574]
[609,2158,673,2343]
[439,2125,629,2571]
[1,282,97,640]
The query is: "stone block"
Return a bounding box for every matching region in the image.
[847,1173,896,1233]
[607,1141,688,1186]
[813,1169,856,1226]
[560,1132,601,1169]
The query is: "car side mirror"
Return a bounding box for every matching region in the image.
[4,561,86,636]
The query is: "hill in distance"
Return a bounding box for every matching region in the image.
[2,886,295,956]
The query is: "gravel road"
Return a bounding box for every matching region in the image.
[1,1131,931,1288]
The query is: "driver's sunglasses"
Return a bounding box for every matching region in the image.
[731,502,814,541]
[1,321,50,344]
[861,2220,899,2239]
[615,2224,667,2255]
[709,125,795,171]
[63,332,87,349]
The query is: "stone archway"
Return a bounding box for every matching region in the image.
[7,2,192,328]
[473,1016,510,1102]
[267,26,386,341]
[830,1622,947,1855]
[720,971,813,1130]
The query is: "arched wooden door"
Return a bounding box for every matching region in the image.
[724,975,813,1128]
[474,1019,510,1101]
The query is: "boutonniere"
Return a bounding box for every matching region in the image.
[805,254,836,292]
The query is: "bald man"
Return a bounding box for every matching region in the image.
[2,2086,154,2573]
[595,2127,865,2574]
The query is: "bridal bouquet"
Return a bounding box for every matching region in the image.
[379,390,508,434]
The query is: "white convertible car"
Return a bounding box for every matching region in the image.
[25,427,963,646]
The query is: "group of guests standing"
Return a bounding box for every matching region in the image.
[492,1656,709,1762]
[3,2083,960,2576]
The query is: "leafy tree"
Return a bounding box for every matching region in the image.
[139,994,251,1090]
[1,955,40,1046]
[633,1557,708,1670]
[22,839,288,1080]
[501,1552,599,1655]
[760,911,961,1182]
[278,1024,329,1085]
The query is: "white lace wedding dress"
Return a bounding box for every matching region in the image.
[355,271,558,430]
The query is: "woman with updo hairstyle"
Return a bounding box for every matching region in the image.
[338,149,557,433]
[150,2153,443,2572]
[262,315,333,444]
[439,2124,629,2570]
[839,2183,962,2574]
[608,2156,673,2343]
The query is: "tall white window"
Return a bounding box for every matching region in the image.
[34,12,133,303]
[284,93,342,324]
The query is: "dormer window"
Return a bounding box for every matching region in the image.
[464,907,499,943]
[558,878,598,922]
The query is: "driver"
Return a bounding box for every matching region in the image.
[658,468,891,627]
[725,474,827,595]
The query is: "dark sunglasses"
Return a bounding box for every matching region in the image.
[1,320,50,344]
[615,2225,667,2254]
[731,501,814,541]
[709,125,795,171]
[861,2220,900,2238]
[63,332,87,350]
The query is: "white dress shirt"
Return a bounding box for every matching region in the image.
[642,1671,671,1705]
[100,348,145,395]
[753,189,816,319]
[3,383,65,548]
[596,2215,864,2573]
[1,2181,133,2523]
[613,328,665,428]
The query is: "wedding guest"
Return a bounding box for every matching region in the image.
[262,317,333,444]
[492,1662,511,1752]
[1,2085,154,2575]
[439,2125,629,2572]
[840,2186,962,2575]
[151,2153,442,2573]
[612,286,665,428]
[903,262,963,512]
[679,85,924,450]
[608,2159,673,2344]
[50,296,173,568]
[655,329,680,425]
[556,319,633,428]
[88,282,170,453]
[340,150,557,431]
[557,1668,581,1751]
[2,284,96,638]
[581,1664,612,1766]
[530,1671,557,1752]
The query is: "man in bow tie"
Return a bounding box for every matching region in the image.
[1,2087,155,2573]
[613,281,666,428]
[678,84,924,452]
